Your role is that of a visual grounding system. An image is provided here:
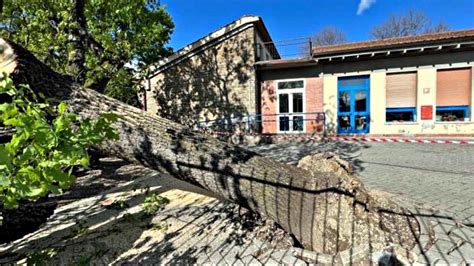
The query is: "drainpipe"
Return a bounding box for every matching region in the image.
[254,64,262,134]
[143,77,151,112]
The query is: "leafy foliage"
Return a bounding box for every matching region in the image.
[1,0,174,106]
[148,222,169,232]
[105,199,130,210]
[143,193,170,216]
[0,75,119,210]
[103,68,142,107]
[26,248,60,265]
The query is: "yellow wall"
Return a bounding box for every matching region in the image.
[323,75,338,134]
[369,72,385,134]
[323,65,474,135]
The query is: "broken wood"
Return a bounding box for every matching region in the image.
[0,38,419,254]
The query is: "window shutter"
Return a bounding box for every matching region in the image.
[436,68,471,107]
[386,72,417,108]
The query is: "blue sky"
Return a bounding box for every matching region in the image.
[161,0,474,54]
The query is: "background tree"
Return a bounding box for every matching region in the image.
[371,10,449,39]
[310,26,347,46]
[0,0,174,106]
[300,26,347,56]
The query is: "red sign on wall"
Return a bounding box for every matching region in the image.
[421,105,433,120]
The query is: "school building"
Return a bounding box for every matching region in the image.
[144,16,474,136]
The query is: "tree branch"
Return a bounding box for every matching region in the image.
[68,0,87,84]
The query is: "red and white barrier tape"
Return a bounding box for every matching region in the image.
[197,130,474,145]
[323,136,474,145]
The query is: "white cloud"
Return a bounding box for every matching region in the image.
[357,0,376,15]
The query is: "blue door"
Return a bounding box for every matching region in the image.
[337,76,370,134]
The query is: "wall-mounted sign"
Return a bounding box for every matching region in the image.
[421,105,433,120]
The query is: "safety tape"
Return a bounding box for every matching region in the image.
[196,130,474,145]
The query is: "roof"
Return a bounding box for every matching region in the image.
[148,15,277,78]
[312,29,474,57]
[256,29,474,70]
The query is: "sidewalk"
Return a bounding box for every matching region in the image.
[0,159,472,264]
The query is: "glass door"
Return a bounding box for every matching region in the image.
[278,92,305,133]
[337,76,370,134]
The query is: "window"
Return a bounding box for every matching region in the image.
[293,116,304,131]
[279,116,290,131]
[386,72,417,122]
[277,80,305,132]
[292,93,303,113]
[436,106,469,122]
[436,68,471,122]
[355,90,367,112]
[386,108,416,122]
[338,116,350,131]
[338,91,350,112]
[279,94,289,113]
[278,80,304,90]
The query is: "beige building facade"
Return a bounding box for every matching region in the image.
[257,30,474,136]
[321,64,474,135]
[145,16,474,136]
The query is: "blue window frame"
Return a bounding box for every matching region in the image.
[386,107,416,122]
[436,105,470,122]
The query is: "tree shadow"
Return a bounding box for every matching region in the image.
[244,140,368,173]
[113,125,424,263]
[8,37,470,264]
[6,108,468,264]
[152,32,254,132]
[0,164,173,264]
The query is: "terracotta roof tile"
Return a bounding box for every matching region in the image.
[312,29,474,56]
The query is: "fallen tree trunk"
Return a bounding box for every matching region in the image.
[0,39,419,255]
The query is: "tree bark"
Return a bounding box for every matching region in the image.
[66,0,129,93]
[68,0,87,84]
[0,38,420,255]
[0,0,3,18]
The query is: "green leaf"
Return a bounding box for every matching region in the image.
[16,146,35,165]
[101,112,119,122]
[0,175,10,187]
[79,156,89,167]
[0,34,123,211]
[0,78,14,94]
[0,146,11,166]
[25,187,45,198]
[3,194,19,209]
[18,166,41,182]
[57,102,68,114]
[0,103,10,112]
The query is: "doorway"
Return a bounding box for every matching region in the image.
[337,76,370,134]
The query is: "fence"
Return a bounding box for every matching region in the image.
[196,112,326,135]
[261,37,313,60]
